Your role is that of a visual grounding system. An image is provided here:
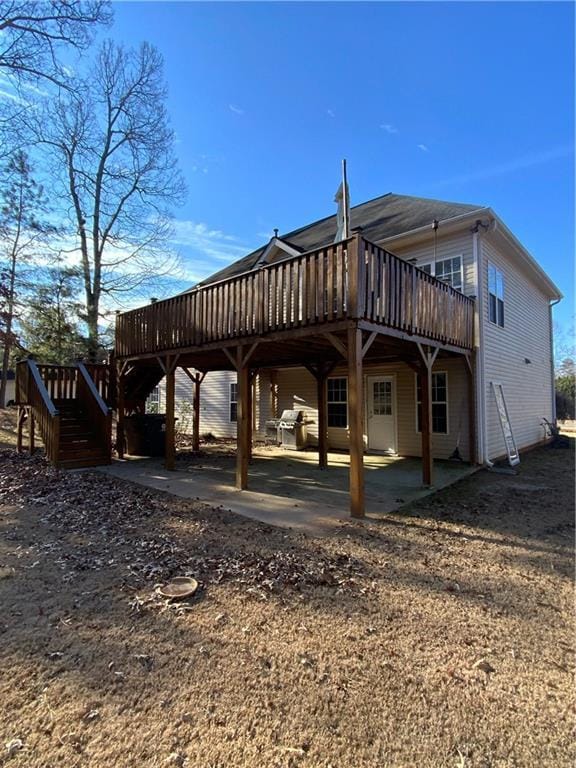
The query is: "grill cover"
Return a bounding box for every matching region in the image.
[279,409,304,427]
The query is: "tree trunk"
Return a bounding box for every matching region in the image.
[0,343,10,408]
[86,299,99,362]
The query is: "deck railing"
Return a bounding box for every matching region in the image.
[15,360,113,464]
[15,359,61,463]
[115,235,475,358]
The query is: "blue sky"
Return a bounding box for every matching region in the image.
[106,1,574,333]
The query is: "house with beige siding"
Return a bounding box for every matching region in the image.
[115,192,561,517]
[152,193,560,468]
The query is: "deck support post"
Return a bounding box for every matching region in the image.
[158,354,180,471]
[29,410,35,455]
[16,406,25,453]
[347,326,365,518]
[193,374,201,452]
[224,344,259,490]
[416,343,439,487]
[181,368,206,452]
[236,351,250,489]
[248,370,258,461]
[116,363,126,459]
[304,361,336,470]
[465,353,477,465]
[165,364,176,470]
[182,368,206,453]
[270,370,278,419]
[317,373,328,470]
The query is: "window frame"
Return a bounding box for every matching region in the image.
[419,255,464,292]
[327,376,348,429]
[415,371,449,435]
[229,381,238,423]
[488,262,505,327]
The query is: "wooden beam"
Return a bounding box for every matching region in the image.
[29,410,35,455]
[270,369,278,419]
[323,331,347,359]
[165,362,176,470]
[16,406,25,453]
[317,371,328,470]
[361,331,378,359]
[192,373,201,452]
[420,363,433,487]
[236,360,250,489]
[466,353,477,465]
[116,365,125,459]
[347,326,365,518]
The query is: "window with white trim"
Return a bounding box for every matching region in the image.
[420,256,463,291]
[488,263,505,327]
[229,381,238,422]
[146,385,160,413]
[327,377,347,428]
[416,372,448,434]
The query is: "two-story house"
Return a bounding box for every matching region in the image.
[115,193,561,517]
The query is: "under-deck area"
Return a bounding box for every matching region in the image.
[114,234,477,518]
[99,446,476,535]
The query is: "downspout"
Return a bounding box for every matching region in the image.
[549,298,561,423]
[472,223,491,466]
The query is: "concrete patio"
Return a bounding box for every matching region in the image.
[98,445,476,535]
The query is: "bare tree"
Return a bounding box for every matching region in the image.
[0,1,111,90]
[36,39,185,359]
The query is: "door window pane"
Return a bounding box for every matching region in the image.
[373,380,392,416]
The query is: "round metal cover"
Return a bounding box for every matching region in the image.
[158,576,198,599]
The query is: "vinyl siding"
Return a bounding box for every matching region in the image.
[275,358,471,460]
[389,231,476,296]
[157,369,271,439]
[481,236,553,458]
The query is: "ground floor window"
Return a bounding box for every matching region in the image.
[229,381,238,422]
[327,377,347,428]
[146,385,160,413]
[416,372,448,434]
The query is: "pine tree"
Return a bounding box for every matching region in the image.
[20,268,88,364]
[0,150,55,407]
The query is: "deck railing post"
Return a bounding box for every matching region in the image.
[346,234,366,319]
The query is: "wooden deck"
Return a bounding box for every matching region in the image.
[113,234,477,519]
[115,235,475,361]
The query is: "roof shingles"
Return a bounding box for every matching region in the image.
[192,193,482,289]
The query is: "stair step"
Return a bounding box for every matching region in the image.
[58,456,111,469]
[58,448,106,460]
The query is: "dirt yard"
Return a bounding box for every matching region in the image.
[0,442,573,768]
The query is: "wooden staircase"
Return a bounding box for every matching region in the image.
[15,359,113,469]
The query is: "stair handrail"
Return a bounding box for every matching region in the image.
[76,361,112,461]
[25,359,59,416]
[77,362,112,415]
[16,358,61,464]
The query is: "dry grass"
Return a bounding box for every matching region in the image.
[0,442,573,768]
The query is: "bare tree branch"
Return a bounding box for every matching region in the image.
[32,39,186,359]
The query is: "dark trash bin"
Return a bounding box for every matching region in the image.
[124,414,166,457]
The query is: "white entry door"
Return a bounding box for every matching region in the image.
[367,376,397,453]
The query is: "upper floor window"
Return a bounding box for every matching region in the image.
[327,377,347,428]
[229,381,238,422]
[488,264,505,327]
[420,256,463,291]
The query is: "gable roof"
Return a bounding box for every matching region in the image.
[192,193,483,289]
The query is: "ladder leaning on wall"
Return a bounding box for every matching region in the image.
[491,381,520,466]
